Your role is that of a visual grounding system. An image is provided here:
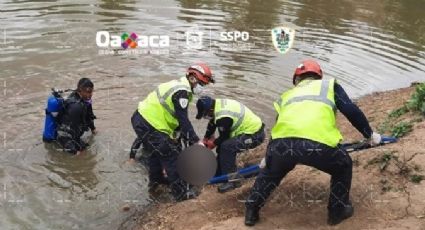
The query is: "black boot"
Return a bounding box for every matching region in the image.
[217,181,241,193]
[328,204,354,225]
[244,208,259,226]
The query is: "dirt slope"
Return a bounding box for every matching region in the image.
[133,86,425,230]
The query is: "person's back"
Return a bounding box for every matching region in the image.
[272,78,342,148]
[59,91,88,137]
[213,98,263,137]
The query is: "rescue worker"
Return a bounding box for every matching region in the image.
[57,78,97,155]
[128,63,215,201]
[244,60,382,226]
[196,96,265,193]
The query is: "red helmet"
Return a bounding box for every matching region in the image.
[186,63,215,84]
[293,60,323,85]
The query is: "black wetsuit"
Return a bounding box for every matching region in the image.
[57,91,96,154]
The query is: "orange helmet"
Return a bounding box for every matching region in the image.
[293,60,323,85]
[187,63,215,84]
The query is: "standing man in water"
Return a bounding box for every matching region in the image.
[57,78,97,155]
[244,60,382,226]
[128,63,215,201]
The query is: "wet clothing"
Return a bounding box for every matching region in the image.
[56,91,95,154]
[246,80,371,216]
[130,111,189,200]
[204,99,265,176]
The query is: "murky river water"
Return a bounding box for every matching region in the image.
[0,0,424,229]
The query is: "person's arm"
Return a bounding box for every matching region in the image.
[334,82,372,138]
[204,119,217,138]
[213,117,233,146]
[172,90,200,145]
[86,103,96,131]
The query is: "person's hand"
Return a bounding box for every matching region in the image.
[91,129,98,135]
[127,158,136,165]
[75,151,83,156]
[202,137,209,145]
[259,157,266,168]
[205,139,216,149]
[197,140,205,147]
[369,132,382,146]
[202,136,216,149]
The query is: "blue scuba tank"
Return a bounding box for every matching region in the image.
[42,91,63,142]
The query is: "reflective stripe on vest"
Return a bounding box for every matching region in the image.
[138,77,192,137]
[214,99,262,137]
[215,99,246,132]
[275,79,335,111]
[155,82,190,117]
[284,79,336,110]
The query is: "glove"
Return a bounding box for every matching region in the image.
[259,157,266,169]
[202,137,209,145]
[206,139,216,149]
[369,132,382,146]
[203,136,216,149]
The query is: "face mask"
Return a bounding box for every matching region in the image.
[193,84,205,95]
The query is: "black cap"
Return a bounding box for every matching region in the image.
[196,96,213,119]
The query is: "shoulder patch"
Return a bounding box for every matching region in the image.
[179,98,189,109]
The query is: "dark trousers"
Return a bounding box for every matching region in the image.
[216,125,265,176]
[245,138,352,213]
[130,111,187,199]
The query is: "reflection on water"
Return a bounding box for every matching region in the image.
[0,0,424,229]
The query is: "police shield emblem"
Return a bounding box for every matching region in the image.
[271,26,295,54]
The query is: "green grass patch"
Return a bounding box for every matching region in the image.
[366,151,397,171]
[407,83,425,114]
[378,82,424,136]
[410,174,424,184]
[389,106,409,119]
[391,122,413,138]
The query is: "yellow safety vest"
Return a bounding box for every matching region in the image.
[214,99,262,138]
[138,77,192,137]
[271,79,343,147]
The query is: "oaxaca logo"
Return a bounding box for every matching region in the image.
[271,26,295,54]
[96,31,170,49]
[121,32,138,49]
